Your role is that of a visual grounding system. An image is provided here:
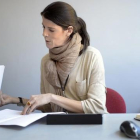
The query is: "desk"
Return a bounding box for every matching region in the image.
[0,114,139,140]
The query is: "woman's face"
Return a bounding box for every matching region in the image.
[42,17,71,49]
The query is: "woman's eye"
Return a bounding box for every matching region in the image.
[49,30,54,32]
[42,26,45,29]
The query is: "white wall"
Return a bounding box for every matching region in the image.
[0,0,140,112]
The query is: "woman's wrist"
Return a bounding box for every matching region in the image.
[46,93,53,103]
[16,97,29,106]
[11,97,20,104]
[49,93,57,103]
[22,98,28,105]
[11,97,28,105]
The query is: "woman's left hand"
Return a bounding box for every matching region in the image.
[21,93,52,115]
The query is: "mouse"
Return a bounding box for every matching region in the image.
[120,121,140,139]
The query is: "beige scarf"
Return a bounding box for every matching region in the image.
[45,33,82,112]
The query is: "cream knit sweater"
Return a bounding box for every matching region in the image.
[40,46,108,114]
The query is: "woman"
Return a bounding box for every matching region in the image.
[0,1,108,114]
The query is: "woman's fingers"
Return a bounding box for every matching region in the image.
[21,104,29,115]
[21,99,35,115]
[27,103,37,114]
[21,94,50,115]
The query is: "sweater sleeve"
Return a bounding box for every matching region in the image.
[81,51,108,114]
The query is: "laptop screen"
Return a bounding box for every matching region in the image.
[0,65,5,90]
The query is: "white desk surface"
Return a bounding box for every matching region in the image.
[0,113,139,140]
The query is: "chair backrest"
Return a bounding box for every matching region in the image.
[106,88,126,113]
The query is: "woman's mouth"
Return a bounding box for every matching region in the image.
[46,40,51,43]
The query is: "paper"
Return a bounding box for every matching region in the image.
[0,65,5,90]
[0,109,65,127]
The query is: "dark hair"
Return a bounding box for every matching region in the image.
[41,1,90,55]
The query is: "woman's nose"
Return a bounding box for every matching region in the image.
[43,29,48,37]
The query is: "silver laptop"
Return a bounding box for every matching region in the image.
[0,65,5,90]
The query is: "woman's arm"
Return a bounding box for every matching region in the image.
[51,94,84,113]
[21,93,84,115]
[15,97,46,112]
[0,92,20,107]
[0,93,27,107]
[0,92,45,112]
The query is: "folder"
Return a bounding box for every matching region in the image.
[0,109,65,127]
[46,114,102,125]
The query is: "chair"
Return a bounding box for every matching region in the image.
[106,88,126,113]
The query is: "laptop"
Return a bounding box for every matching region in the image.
[0,65,5,90]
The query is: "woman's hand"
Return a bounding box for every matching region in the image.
[0,91,13,107]
[21,94,52,115]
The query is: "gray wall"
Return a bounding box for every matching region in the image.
[0,0,140,112]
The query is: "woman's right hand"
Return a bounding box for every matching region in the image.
[0,91,14,107]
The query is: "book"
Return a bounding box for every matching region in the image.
[0,109,65,127]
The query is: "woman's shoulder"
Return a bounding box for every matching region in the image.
[86,46,101,55]
[41,53,50,64]
[81,46,104,70]
[83,46,103,60]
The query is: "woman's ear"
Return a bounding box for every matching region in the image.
[67,26,73,37]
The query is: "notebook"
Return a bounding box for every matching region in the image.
[0,65,5,90]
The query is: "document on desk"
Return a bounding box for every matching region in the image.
[0,109,65,127]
